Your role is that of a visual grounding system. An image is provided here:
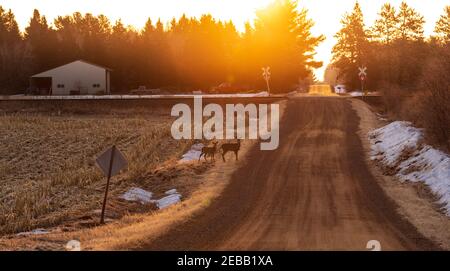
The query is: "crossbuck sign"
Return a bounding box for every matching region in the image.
[358,66,368,96]
[262,66,271,94]
[359,66,367,81]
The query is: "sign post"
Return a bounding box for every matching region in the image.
[358,66,367,96]
[96,145,127,224]
[262,67,271,95]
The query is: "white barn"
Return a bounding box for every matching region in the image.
[30,60,112,95]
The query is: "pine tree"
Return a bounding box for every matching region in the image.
[142,18,155,37]
[0,7,20,43]
[250,0,324,92]
[332,1,368,89]
[371,3,398,44]
[434,6,450,44]
[25,9,59,73]
[54,14,80,63]
[76,13,111,65]
[397,1,425,41]
[0,6,28,93]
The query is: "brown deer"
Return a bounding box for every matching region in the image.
[221,139,241,162]
[199,141,218,162]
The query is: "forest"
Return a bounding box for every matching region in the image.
[0,0,323,94]
[328,2,449,150]
[328,2,449,92]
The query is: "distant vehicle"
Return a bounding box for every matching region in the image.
[334,85,347,94]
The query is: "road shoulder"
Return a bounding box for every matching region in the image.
[351,98,450,250]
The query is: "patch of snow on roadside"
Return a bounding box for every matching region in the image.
[120,187,182,209]
[369,121,450,215]
[156,193,182,209]
[369,121,423,166]
[165,189,178,195]
[17,229,50,236]
[179,143,204,162]
[120,187,153,204]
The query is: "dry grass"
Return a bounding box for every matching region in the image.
[0,143,252,250]
[0,112,190,235]
[0,100,287,250]
[352,99,450,250]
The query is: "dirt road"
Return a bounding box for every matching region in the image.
[143,97,436,251]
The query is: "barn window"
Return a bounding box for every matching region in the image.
[57,84,65,88]
[93,84,100,88]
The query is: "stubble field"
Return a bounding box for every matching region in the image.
[0,111,195,235]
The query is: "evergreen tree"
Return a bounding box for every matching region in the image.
[142,18,155,36]
[0,6,29,93]
[397,1,425,41]
[54,14,81,63]
[250,0,324,92]
[371,3,398,44]
[79,13,111,65]
[109,20,135,91]
[434,6,450,44]
[332,1,369,89]
[0,6,20,43]
[25,9,59,73]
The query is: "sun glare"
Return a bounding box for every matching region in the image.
[1,0,448,81]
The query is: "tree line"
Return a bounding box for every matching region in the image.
[328,1,450,91]
[0,0,323,94]
[328,1,449,150]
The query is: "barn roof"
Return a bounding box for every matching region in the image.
[31,60,112,78]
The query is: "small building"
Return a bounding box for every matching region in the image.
[30,60,112,95]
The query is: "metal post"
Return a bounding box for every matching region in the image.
[361,79,364,96]
[100,145,116,224]
[266,78,271,96]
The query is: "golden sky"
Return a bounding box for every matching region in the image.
[1,0,447,80]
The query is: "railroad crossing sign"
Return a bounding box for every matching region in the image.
[96,145,127,224]
[359,66,367,80]
[358,66,368,96]
[262,66,271,95]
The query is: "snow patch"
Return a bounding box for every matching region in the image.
[120,187,153,204]
[120,187,182,209]
[165,189,178,195]
[369,121,450,215]
[156,191,182,209]
[17,228,50,236]
[179,143,204,162]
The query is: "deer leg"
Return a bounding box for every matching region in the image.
[235,150,238,161]
[198,152,203,162]
[222,151,226,162]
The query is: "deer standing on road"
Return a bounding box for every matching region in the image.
[221,139,241,162]
[199,141,218,162]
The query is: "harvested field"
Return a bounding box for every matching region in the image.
[0,111,192,235]
[0,99,285,250]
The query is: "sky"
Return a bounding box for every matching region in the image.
[0,0,447,80]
